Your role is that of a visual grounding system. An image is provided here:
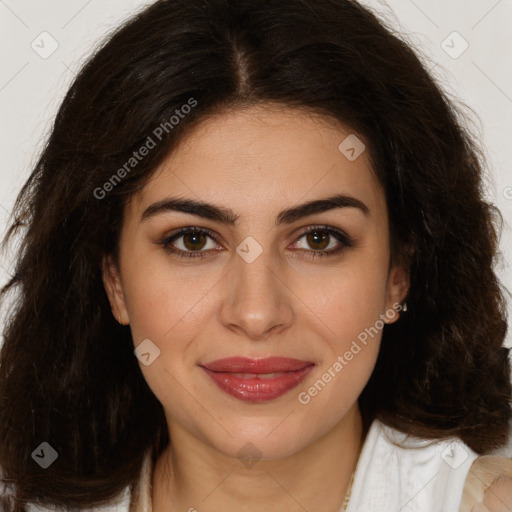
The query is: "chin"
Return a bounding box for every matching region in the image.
[208,419,314,462]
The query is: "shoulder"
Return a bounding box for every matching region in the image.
[459,455,512,512]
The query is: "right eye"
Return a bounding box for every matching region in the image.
[159,227,221,259]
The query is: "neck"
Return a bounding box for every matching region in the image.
[152,404,365,512]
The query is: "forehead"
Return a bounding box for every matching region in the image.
[129,104,386,223]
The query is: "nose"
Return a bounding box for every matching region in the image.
[218,246,294,341]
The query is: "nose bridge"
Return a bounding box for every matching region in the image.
[219,240,293,339]
[235,244,276,299]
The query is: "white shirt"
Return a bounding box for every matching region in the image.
[345,418,479,511]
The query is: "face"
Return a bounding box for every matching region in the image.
[102,104,409,461]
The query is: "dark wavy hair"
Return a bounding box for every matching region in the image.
[1,0,511,509]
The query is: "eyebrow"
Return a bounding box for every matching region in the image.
[141,193,370,226]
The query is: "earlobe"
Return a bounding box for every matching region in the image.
[101,254,130,325]
[384,264,410,324]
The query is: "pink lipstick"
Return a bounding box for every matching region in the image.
[200,356,315,402]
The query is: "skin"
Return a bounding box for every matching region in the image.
[102,104,410,512]
[480,477,512,511]
[463,456,512,512]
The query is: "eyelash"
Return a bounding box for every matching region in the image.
[158,225,353,261]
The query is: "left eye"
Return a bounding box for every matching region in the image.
[293,228,348,253]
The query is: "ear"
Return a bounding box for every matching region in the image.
[101,254,130,325]
[383,263,410,325]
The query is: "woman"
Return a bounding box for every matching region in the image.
[0,0,511,510]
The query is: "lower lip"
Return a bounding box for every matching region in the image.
[201,365,315,402]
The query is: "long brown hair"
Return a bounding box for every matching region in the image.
[1,0,510,510]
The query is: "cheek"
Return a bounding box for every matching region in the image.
[307,254,390,346]
[122,262,207,423]
[121,251,209,344]
[297,285,384,419]
[297,254,388,408]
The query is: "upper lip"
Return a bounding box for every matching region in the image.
[201,357,314,373]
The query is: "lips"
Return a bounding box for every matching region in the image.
[200,357,315,402]
[202,356,313,373]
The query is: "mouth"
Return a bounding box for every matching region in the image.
[200,357,315,402]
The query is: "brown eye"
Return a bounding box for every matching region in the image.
[293,226,352,258]
[182,231,208,251]
[160,227,219,259]
[305,230,331,251]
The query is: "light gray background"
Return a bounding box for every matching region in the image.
[0,0,511,455]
